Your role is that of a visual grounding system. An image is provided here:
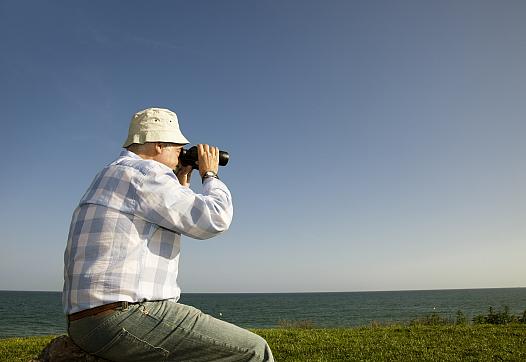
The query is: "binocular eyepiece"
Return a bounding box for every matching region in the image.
[179,146,230,170]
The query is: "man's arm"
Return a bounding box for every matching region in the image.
[135,144,233,239]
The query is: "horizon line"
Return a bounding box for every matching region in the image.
[1,286,524,294]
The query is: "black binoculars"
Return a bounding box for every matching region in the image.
[179,146,229,170]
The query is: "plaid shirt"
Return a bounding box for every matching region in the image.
[63,150,233,314]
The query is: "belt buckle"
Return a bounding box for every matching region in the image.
[121,301,129,310]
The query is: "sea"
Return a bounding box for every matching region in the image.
[1,288,525,339]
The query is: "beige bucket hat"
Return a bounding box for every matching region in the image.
[123,107,189,147]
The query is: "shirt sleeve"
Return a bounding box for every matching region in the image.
[134,168,233,240]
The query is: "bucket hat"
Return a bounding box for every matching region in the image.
[123,107,189,147]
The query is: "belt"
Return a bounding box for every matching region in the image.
[68,301,131,322]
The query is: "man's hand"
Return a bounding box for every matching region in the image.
[198,144,219,178]
[175,165,193,187]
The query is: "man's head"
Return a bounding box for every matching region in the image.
[124,107,189,169]
[127,142,184,170]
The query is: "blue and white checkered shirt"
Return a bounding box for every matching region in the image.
[63,150,233,314]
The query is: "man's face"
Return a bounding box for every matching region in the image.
[157,144,184,170]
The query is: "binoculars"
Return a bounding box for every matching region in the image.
[179,146,230,170]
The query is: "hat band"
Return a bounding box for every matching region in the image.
[123,130,189,147]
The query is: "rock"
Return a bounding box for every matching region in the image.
[30,335,110,362]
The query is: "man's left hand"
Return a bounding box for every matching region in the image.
[175,165,193,187]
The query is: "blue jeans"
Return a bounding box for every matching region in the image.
[68,300,274,362]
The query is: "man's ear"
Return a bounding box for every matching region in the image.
[154,143,164,155]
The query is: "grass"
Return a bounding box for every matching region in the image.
[256,324,526,361]
[0,335,55,362]
[2,325,526,361]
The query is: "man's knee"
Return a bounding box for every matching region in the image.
[247,333,274,362]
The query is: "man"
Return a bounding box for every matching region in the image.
[63,107,274,361]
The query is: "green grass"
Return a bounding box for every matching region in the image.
[256,324,526,361]
[2,325,526,361]
[0,335,55,362]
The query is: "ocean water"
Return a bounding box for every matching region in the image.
[0,288,525,338]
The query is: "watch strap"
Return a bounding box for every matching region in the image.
[201,171,219,183]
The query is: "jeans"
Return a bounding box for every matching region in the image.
[68,300,274,362]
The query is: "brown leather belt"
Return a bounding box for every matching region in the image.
[68,301,130,322]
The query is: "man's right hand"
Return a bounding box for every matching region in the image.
[197,144,220,178]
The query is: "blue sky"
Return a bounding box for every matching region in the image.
[0,0,524,292]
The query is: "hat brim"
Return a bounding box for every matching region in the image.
[123,131,189,148]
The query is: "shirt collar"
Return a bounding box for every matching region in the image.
[119,149,174,172]
[120,149,142,159]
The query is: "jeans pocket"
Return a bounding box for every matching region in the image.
[94,328,170,362]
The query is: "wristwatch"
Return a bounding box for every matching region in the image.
[201,170,219,183]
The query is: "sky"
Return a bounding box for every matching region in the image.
[0,0,524,293]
